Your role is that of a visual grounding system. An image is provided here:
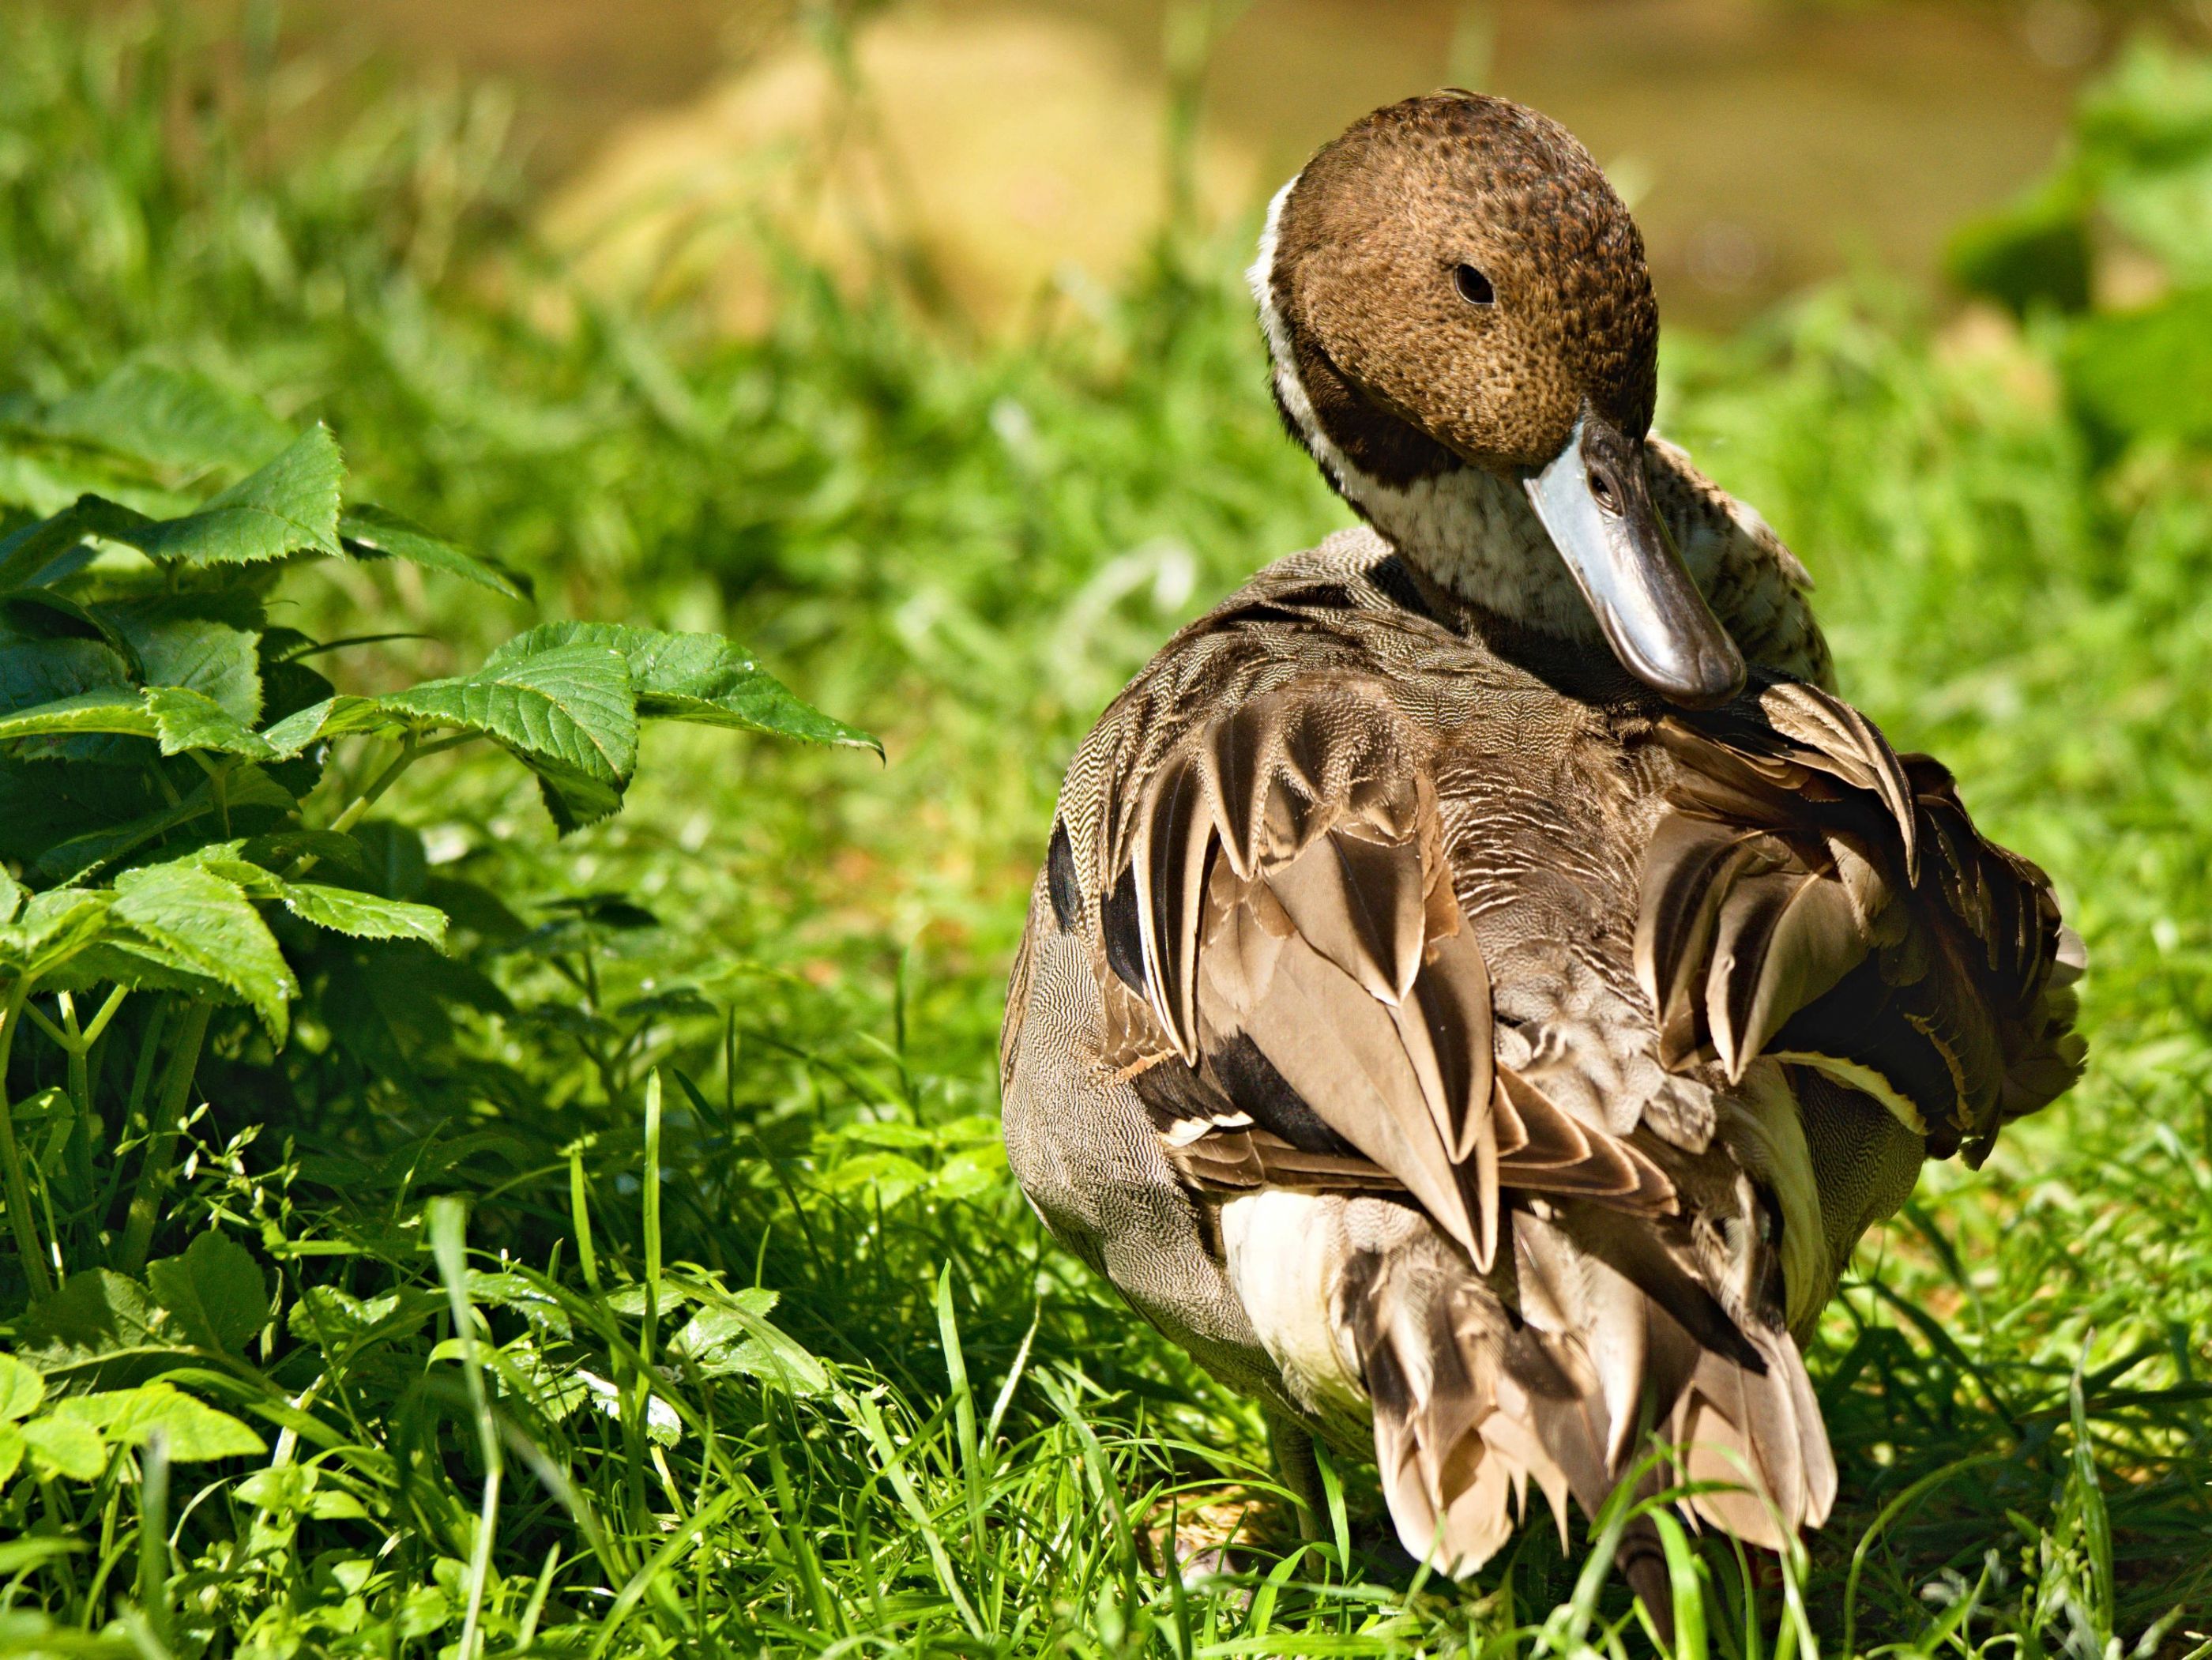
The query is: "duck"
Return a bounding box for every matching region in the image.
[998,90,2084,1632]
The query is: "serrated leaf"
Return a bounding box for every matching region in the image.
[0,867,21,925]
[258,694,396,758]
[11,1270,211,1391]
[668,1297,827,1395]
[117,607,261,725]
[173,845,284,899]
[0,634,132,719]
[281,883,447,946]
[111,863,295,1041]
[21,1417,106,1481]
[21,1270,160,1357]
[0,1355,45,1424]
[463,1271,571,1338]
[340,503,532,600]
[285,1285,439,1353]
[0,687,155,744]
[143,686,275,758]
[54,1383,266,1461]
[73,424,344,566]
[238,829,369,881]
[488,622,878,753]
[41,363,290,476]
[0,890,114,981]
[379,642,636,783]
[525,754,627,835]
[145,1232,268,1357]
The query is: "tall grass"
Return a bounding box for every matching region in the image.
[0,6,2207,1654]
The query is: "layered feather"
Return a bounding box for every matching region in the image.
[1637,678,2085,1160]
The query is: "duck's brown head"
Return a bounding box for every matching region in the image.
[1254,91,1744,706]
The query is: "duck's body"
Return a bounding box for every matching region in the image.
[999,92,2082,1617]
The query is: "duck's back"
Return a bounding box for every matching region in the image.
[1001,524,2082,1577]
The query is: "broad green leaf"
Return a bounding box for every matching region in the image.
[237,829,370,881]
[73,424,344,566]
[378,642,636,784]
[144,686,275,758]
[525,753,627,834]
[145,1231,269,1357]
[281,883,447,946]
[398,1586,451,1639]
[668,1298,828,1395]
[173,844,284,898]
[117,605,261,724]
[0,507,92,589]
[49,939,231,1006]
[488,622,878,753]
[0,1354,44,1423]
[54,1383,266,1461]
[340,503,532,600]
[111,863,295,1041]
[0,634,131,718]
[462,1271,571,1338]
[41,363,289,476]
[51,762,296,883]
[352,822,430,900]
[30,765,302,886]
[258,694,396,758]
[0,866,20,924]
[21,1417,106,1481]
[0,687,155,744]
[0,589,144,678]
[0,1424,19,1487]
[0,890,114,981]
[21,1270,160,1358]
[235,1464,314,1511]
[10,1269,216,1391]
[284,1285,434,1351]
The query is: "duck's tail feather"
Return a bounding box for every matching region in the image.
[1338,1199,1832,1590]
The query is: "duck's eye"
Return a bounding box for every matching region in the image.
[1452,263,1495,307]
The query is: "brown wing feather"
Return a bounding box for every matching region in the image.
[1638,676,2084,1158]
[1119,682,1673,1270]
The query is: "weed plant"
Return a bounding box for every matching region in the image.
[0,9,2208,1656]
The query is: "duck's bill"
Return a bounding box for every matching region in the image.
[1523,407,1745,706]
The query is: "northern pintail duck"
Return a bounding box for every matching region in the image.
[999,92,2083,1627]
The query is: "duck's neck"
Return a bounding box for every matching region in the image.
[1338,460,1606,643]
[1249,180,1602,645]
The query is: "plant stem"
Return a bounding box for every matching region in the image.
[0,979,56,1300]
[288,731,475,882]
[114,1000,213,1277]
[62,992,96,1221]
[94,999,167,1235]
[81,984,129,1048]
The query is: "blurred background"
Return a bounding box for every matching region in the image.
[56,0,2206,329]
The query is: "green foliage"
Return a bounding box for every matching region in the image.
[0,7,2206,1659]
[1947,34,2212,450]
[0,391,865,1071]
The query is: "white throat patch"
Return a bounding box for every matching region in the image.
[1248,178,1601,642]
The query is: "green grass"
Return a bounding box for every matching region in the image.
[2,8,2210,1655]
